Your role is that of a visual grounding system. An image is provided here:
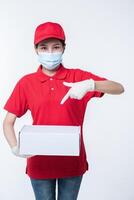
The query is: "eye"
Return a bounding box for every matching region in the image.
[54,46,61,49]
[41,46,47,50]
[38,46,47,51]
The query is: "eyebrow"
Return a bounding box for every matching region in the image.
[39,43,61,47]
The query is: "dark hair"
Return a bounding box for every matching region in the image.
[60,39,66,47]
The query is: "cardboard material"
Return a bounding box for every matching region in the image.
[19,125,80,156]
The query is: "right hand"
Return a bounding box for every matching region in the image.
[11,145,33,158]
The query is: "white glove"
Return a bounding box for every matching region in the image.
[11,145,33,158]
[61,79,95,104]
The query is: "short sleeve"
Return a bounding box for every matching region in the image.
[4,80,28,117]
[81,70,107,102]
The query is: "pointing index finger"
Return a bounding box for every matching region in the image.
[60,90,70,104]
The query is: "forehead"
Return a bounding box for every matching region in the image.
[38,38,62,46]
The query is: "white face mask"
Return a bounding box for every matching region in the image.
[37,52,63,70]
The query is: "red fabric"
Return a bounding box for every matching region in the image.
[34,22,65,45]
[4,64,106,179]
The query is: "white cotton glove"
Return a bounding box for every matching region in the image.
[60,79,95,104]
[11,145,32,158]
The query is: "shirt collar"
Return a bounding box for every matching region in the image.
[36,64,68,82]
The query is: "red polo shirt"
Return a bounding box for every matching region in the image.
[4,64,106,179]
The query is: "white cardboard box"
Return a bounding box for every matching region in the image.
[19,125,80,156]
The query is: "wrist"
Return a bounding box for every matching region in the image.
[87,79,95,91]
[11,145,19,156]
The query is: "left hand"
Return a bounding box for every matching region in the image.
[60,79,95,104]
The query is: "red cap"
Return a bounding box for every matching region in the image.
[34,22,65,45]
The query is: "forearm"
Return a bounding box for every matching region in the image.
[3,113,32,158]
[3,113,17,148]
[94,80,124,95]
[3,123,17,148]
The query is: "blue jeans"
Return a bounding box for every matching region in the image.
[30,175,83,200]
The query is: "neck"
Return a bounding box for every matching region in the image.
[42,65,60,76]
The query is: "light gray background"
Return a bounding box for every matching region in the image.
[0,0,133,199]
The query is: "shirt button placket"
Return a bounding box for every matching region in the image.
[50,78,54,91]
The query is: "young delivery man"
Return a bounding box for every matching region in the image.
[3,22,124,200]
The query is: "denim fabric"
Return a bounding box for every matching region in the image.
[30,175,83,200]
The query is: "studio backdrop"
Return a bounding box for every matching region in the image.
[0,0,133,200]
